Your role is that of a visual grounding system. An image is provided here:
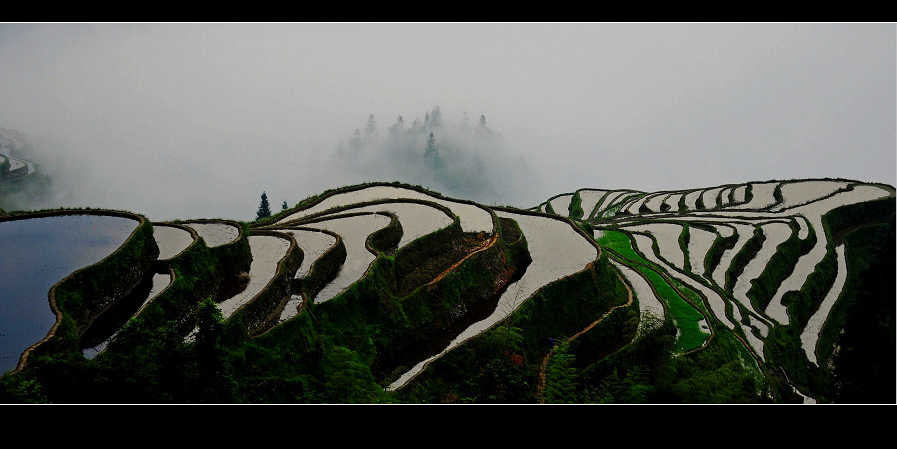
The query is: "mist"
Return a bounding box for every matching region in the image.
[322,106,538,206]
[1,23,893,222]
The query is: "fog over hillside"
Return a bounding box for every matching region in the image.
[1,105,540,218]
[323,106,539,206]
[0,23,893,221]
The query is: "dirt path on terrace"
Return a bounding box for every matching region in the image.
[427,233,499,286]
[536,268,633,403]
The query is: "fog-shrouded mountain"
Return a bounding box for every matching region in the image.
[323,106,540,207]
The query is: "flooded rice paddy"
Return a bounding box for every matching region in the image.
[686,226,717,278]
[81,272,172,359]
[184,222,240,247]
[348,202,454,248]
[576,189,608,219]
[153,224,195,260]
[217,234,291,319]
[664,193,683,210]
[301,213,392,304]
[764,184,892,324]
[0,178,888,401]
[626,223,686,270]
[700,187,724,209]
[710,223,754,288]
[548,194,572,216]
[611,261,665,329]
[644,193,667,212]
[801,244,847,365]
[730,221,792,314]
[732,181,778,210]
[509,180,892,389]
[682,190,702,210]
[772,180,850,212]
[388,211,598,391]
[274,185,493,234]
[0,214,138,374]
[2,156,35,178]
[275,229,337,279]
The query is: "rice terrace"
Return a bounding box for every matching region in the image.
[1,128,894,404]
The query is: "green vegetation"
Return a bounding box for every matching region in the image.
[16,212,158,369]
[392,250,632,403]
[1,179,893,404]
[256,191,272,221]
[578,323,745,403]
[747,218,816,311]
[596,229,709,353]
[568,192,584,220]
[825,218,894,403]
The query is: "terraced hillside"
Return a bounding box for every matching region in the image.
[0,179,893,403]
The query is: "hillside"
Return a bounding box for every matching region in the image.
[0,177,894,404]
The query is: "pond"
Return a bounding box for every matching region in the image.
[0,214,139,374]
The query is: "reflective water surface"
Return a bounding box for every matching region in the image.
[0,214,138,374]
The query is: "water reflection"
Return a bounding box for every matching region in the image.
[81,272,172,359]
[0,214,138,374]
[388,211,597,390]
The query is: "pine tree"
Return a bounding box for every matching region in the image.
[365,114,378,138]
[256,191,272,220]
[424,131,442,170]
[428,106,443,128]
[282,200,288,211]
[389,115,404,135]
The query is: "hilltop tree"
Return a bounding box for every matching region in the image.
[389,115,405,135]
[256,191,272,221]
[282,200,288,211]
[364,114,379,147]
[477,114,493,137]
[424,131,440,168]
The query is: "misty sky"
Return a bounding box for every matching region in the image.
[1,23,894,222]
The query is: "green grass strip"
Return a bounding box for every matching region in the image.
[597,229,709,353]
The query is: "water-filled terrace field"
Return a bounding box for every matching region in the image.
[0,178,891,404]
